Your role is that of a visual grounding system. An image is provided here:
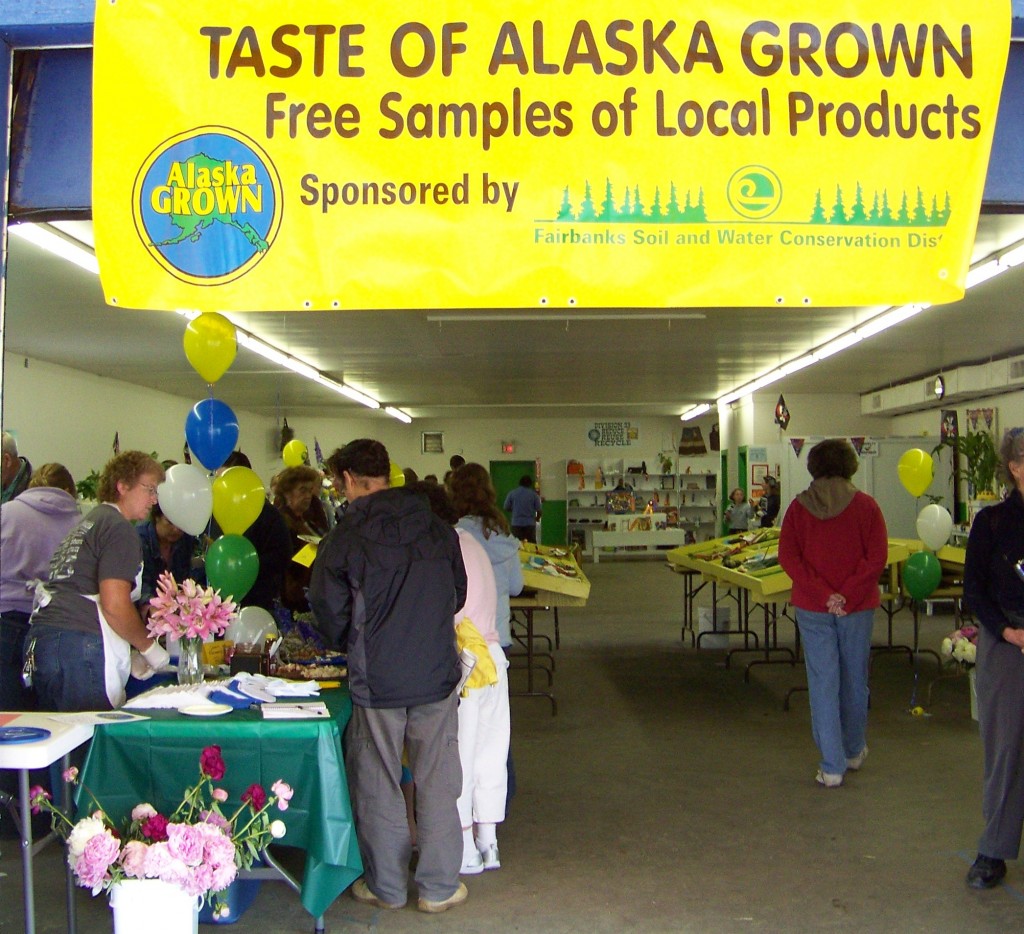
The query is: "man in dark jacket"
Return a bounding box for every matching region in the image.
[309,439,469,914]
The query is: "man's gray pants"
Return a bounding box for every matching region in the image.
[345,692,463,904]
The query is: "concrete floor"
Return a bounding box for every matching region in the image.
[3,559,1021,933]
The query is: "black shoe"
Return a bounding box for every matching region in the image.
[966,854,1006,889]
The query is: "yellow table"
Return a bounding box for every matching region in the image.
[510,545,590,715]
[889,539,967,667]
[666,537,915,694]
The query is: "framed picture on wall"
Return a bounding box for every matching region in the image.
[421,431,444,454]
[751,463,769,488]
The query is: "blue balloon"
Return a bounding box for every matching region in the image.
[184,398,239,471]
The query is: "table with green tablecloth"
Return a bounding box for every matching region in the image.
[78,686,362,921]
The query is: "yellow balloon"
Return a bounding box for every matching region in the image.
[183,312,237,383]
[212,467,265,535]
[897,448,934,498]
[282,439,308,467]
[389,462,406,487]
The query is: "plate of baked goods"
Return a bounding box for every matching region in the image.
[275,662,347,680]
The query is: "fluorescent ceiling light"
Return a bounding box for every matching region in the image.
[854,304,927,339]
[10,222,99,275]
[780,355,816,375]
[680,403,711,421]
[813,332,862,361]
[965,259,1003,288]
[314,376,380,409]
[999,242,1024,267]
[425,313,705,322]
[385,406,413,423]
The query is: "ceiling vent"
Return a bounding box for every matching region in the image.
[861,356,1024,416]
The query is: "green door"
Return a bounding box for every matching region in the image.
[490,460,536,528]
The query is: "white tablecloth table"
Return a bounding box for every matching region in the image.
[0,712,94,934]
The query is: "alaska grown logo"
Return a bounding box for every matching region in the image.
[132,127,282,285]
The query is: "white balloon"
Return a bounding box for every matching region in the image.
[225,605,278,648]
[916,503,953,551]
[158,464,213,536]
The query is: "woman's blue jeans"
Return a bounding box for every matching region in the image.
[31,625,110,712]
[795,608,874,776]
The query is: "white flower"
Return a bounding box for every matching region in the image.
[953,640,977,664]
[66,815,108,863]
[269,820,286,839]
[940,637,953,658]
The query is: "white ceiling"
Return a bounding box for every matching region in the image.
[4,213,1024,421]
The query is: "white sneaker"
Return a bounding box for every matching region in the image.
[479,843,501,870]
[846,746,868,771]
[460,849,484,875]
[815,769,843,788]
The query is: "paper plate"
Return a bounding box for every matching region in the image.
[180,703,233,717]
[0,726,52,744]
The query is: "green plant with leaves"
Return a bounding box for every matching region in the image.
[932,430,998,498]
[76,469,100,501]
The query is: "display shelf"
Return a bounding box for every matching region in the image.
[676,464,719,541]
[566,454,713,559]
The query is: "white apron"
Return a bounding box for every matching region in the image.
[85,567,143,709]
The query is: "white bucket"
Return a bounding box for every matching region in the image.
[698,607,731,650]
[110,879,199,934]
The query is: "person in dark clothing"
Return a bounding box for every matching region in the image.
[136,503,202,607]
[963,427,1024,890]
[309,439,469,914]
[1,431,32,504]
[758,476,781,527]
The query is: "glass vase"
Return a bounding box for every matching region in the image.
[177,636,204,686]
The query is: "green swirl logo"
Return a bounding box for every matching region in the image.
[727,166,782,220]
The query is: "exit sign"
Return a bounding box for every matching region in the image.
[501,441,515,454]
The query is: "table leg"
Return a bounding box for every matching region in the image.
[911,601,943,669]
[244,849,325,934]
[743,599,796,682]
[508,608,557,714]
[18,768,36,934]
[61,753,77,934]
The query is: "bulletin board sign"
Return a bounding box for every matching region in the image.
[586,421,640,448]
[92,2,1010,312]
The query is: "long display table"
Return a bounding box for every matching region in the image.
[78,687,362,930]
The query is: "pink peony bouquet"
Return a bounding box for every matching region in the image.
[147,571,237,641]
[29,746,292,917]
[940,624,979,666]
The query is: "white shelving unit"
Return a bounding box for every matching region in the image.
[676,468,719,540]
[567,454,717,561]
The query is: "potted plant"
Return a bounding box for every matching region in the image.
[30,747,294,929]
[932,430,998,518]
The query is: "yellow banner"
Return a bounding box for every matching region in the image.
[93,2,1010,311]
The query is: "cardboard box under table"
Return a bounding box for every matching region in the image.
[511,545,591,715]
[78,686,362,931]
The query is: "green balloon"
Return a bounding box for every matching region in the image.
[206,534,259,602]
[903,550,942,601]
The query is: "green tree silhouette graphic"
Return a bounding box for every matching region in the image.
[810,189,826,223]
[557,186,574,221]
[578,181,596,221]
[829,185,847,224]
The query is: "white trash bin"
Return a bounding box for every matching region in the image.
[697,607,730,650]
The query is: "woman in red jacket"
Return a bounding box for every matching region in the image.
[779,439,888,788]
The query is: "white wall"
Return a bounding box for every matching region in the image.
[1,353,276,485]
[262,414,689,497]
[1,361,693,497]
